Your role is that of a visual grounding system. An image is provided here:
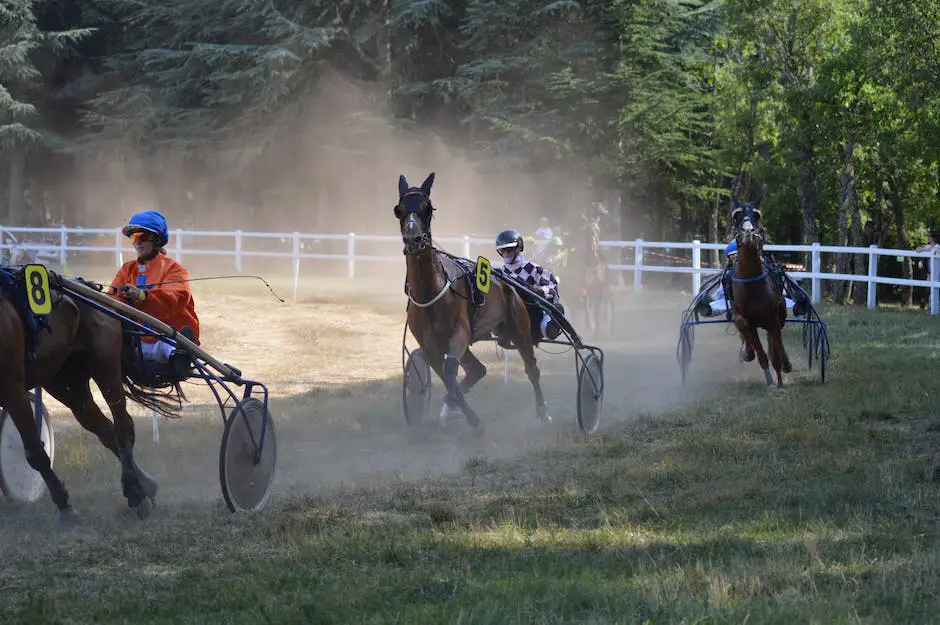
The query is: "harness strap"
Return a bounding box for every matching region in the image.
[406,278,455,308]
[731,270,769,284]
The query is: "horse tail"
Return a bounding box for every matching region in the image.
[122,374,186,419]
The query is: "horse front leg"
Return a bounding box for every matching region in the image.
[748,327,773,387]
[0,387,75,518]
[442,329,483,432]
[733,315,755,362]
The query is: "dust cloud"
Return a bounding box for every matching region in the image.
[68,69,623,249]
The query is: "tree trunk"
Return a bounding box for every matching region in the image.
[709,188,719,267]
[834,130,855,302]
[887,175,912,306]
[848,163,866,307]
[6,147,26,226]
[798,144,820,277]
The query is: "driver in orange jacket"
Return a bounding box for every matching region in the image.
[109,210,200,366]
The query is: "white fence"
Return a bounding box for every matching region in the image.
[2,224,939,314]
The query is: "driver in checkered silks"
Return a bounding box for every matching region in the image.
[495,229,564,340]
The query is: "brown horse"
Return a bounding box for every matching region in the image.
[729,196,792,389]
[395,172,550,432]
[0,268,163,519]
[572,214,612,334]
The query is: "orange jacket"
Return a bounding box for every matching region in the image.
[109,252,200,344]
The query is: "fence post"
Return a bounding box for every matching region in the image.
[347,233,356,278]
[463,235,471,259]
[59,224,68,268]
[691,239,701,294]
[115,228,123,268]
[174,229,184,264]
[931,254,939,316]
[292,232,301,303]
[234,230,243,272]
[867,244,878,310]
[634,239,644,292]
[811,242,821,304]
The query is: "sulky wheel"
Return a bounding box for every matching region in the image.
[219,397,277,513]
[402,348,432,425]
[819,330,829,384]
[677,329,692,386]
[577,352,604,434]
[0,392,54,503]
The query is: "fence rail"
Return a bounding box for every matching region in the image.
[2,224,939,313]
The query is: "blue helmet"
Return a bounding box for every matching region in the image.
[725,238,738,257]
[122,210,169,247]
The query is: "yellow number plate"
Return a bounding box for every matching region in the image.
[24,264,52,316]
[475,256,492,294]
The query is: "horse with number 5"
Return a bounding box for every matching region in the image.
[395,172,551,433]
[0,263,164,520]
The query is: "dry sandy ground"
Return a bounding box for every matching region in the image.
[1,275,789,523]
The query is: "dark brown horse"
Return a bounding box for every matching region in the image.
[395,173,550,432]
[0,269,162,519]
[729,196,792,389]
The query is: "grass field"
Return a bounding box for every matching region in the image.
[1,274,939,624]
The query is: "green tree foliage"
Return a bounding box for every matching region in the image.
[2,0,938,261]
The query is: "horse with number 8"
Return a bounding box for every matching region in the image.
[0,263,164,520]
[395,172,552,433]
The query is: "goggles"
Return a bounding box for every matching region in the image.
[130,231,156,244]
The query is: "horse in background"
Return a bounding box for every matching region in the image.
[569,207,613,335]
[394,172,552,432]
[729,195,792,389]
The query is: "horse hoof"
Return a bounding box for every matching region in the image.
[134,465,159,501]
[439,405,465,425]
[133,497,154,520]
[57,508,80,526]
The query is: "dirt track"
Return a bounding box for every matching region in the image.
[2,278,767,521]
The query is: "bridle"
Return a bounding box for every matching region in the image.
[395,189,434,255]
[730,203,765,250]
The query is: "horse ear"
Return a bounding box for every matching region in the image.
[399,175,409,197]
[420,172,435,196]
[753,195,763,209]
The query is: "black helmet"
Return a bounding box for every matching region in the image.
[496,229,524,257]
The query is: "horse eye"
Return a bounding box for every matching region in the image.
[419,201,428,211]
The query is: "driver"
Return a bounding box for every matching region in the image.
[495,229,563,339]
[109,210,200,371]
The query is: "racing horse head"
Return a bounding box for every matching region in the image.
[727,191,791,390]
[0,268,166,520]
[395,173,436,255]
[394,172,551,433]
[730,193,765,254]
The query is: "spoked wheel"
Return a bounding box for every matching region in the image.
[0,393,53,503]
[577,352,604,434]
[403,348,432,425]
[219,397,277,513]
